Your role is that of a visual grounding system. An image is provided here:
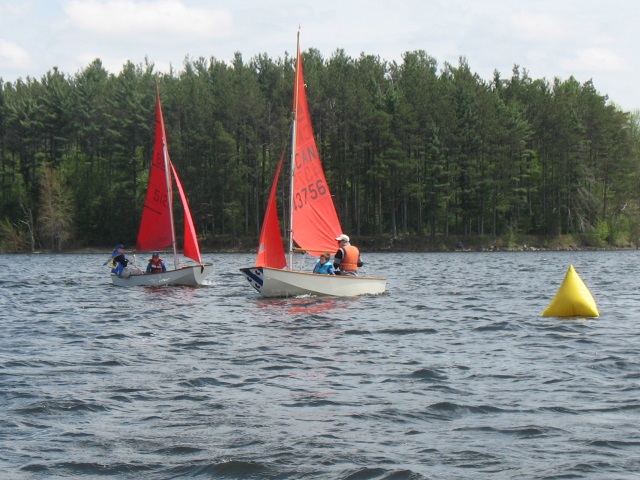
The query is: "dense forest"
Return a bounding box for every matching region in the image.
[1,48,639,253]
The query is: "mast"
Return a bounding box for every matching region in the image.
[157,84,179,269]
[288,30,300,269]
[163,141,178,269]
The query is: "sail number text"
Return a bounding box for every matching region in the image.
[153,188,169,207]
[294,180,327,210]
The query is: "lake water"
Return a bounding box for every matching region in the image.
[1,251,639,479]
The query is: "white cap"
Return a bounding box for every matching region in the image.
[335,234,350,242]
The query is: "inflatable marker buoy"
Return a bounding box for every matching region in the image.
[542,265,599,317]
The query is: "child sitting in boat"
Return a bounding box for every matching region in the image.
[313,253,335,275]
[146,252,166,274]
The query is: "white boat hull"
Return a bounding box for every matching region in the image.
[240,267,386,298]
[111,264,213,287]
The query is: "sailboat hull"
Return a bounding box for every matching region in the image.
[112,264,213,287]
[240,266,386,298]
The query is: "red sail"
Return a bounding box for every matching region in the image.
[256,152,286,268]
[291,42,342,254]
[136,91,173,251]
[171,163,202,265]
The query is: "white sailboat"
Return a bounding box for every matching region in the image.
[239,33,386,298]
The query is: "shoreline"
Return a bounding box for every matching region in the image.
[3,233,638,255]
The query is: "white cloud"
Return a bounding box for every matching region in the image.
[62,0,233,40]
[0,39,31,69]
[509,12,569,42]
[567,47,630,73]
[0,0,34,17]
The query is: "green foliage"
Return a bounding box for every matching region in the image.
[588,219,610,247]
[38,165,75,251]
[0,50,639,249]
[0,218,28,252]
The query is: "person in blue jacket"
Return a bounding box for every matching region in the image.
[313,253,335,275]
[108,244,129,277]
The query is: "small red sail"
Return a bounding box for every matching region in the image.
[137,91,173,251]
[137,87,203,267]
[256,151,286,268]
[171,163,202,265]
[291,40,342,254]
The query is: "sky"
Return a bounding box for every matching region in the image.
[1,0,638,111]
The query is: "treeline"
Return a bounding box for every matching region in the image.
[1,49,640,252]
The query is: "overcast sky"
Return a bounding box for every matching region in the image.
[1,0,638,111]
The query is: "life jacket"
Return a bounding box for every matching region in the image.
[313,260,333,274]
[149,257,164,273]
[109,252,127,274]
[340,245,359,272]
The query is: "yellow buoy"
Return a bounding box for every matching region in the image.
[542,265,599,317]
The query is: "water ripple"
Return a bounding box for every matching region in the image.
[2,252,640,478]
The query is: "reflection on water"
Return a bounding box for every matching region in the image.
[255,296,349,316]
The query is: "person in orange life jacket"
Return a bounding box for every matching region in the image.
[333,234,362,276]
[313,252,335,275]
[108,244,129,276]
[146,252,166,274]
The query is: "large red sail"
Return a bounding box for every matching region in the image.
[291,41,342,254]
[256,152,286,268]
[171,163,202,265]
[136,91,173,251]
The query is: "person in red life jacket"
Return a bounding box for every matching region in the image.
[146,252,166,274]
[313,252,335,275]
[333,234,363,275]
